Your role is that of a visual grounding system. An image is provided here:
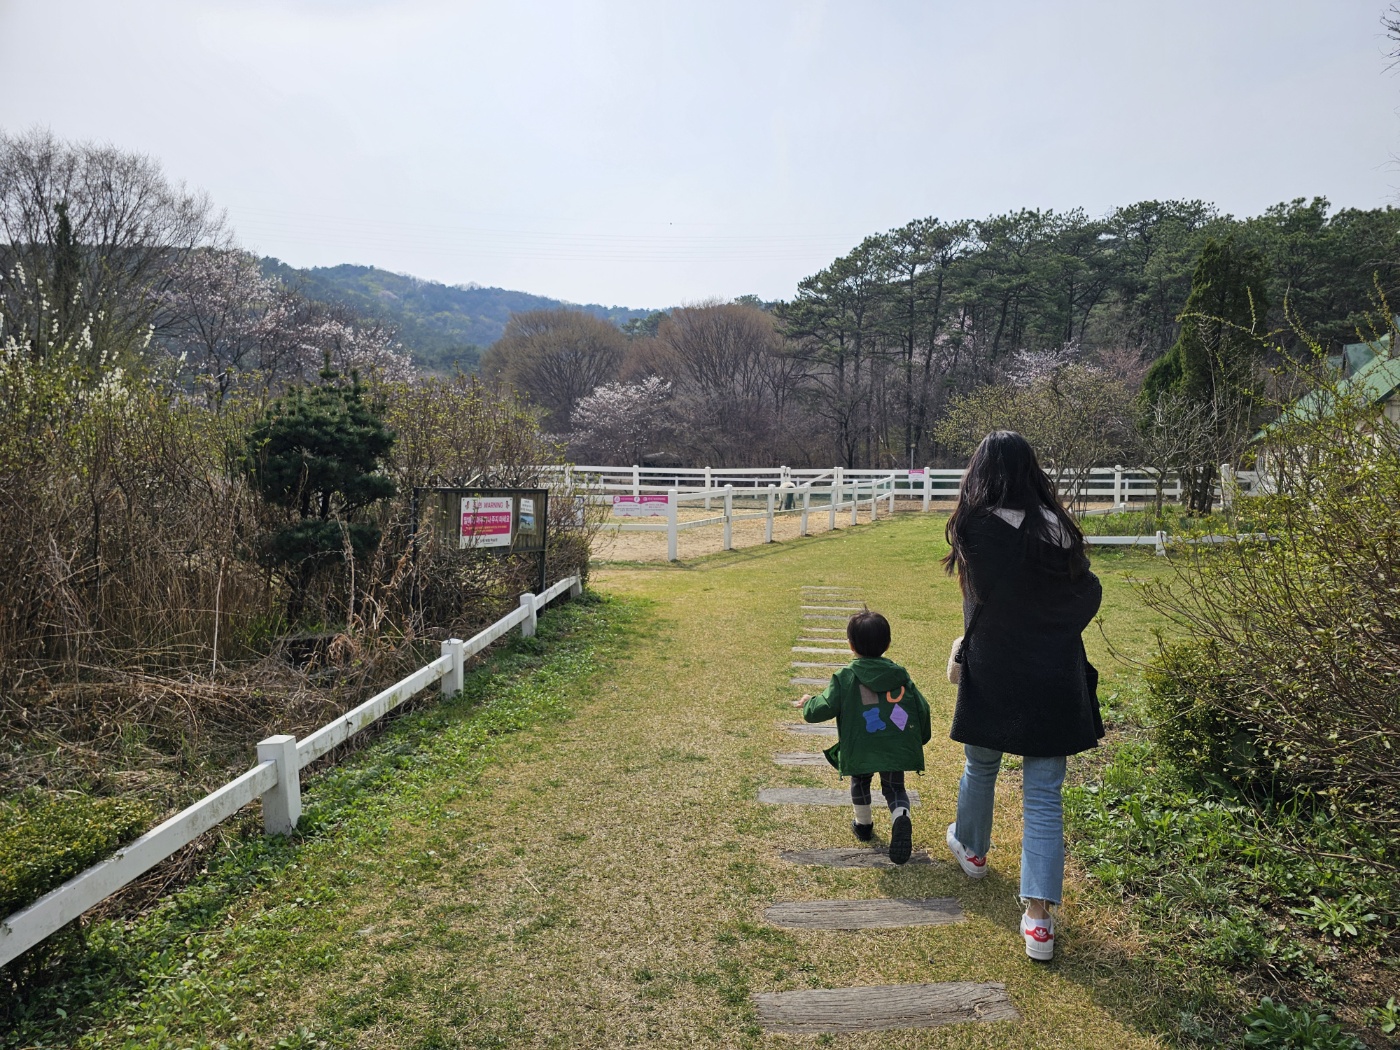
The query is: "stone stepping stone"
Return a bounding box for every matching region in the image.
[801,605,865,612]
[752,982,1017,1034]
[793,646,848,654]
[801,586,861,592]
[758,787,919,806]
[791,677,831,687]
[774,752,831,767]
[797,639,841,647]
[779,722,837,737]
[803,614,851,621]
[800,627,845,634]
[765,897,962,930]
[779,847,933,868]
[791,661,845,669]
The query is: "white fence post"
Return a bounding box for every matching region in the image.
[851,479,859,525]
[870,479,879,521]
[1113,465,1124,508]
[440,638,464,696]
[800,486,810,536]
[922,466,932,513]
[632,464,640,497]
[888,473,896,514]
[667,488,679,562]
[569,576,583,598]
[519,593,538,637]
[830,467,841,529]
[704,467,713,510]
[722,484,734,550]
[1155,530,1168,556]
[256,735,301,837]
[765,484,775,543]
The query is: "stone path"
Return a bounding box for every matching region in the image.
[772,752,830,767]
[755,585,1016,1034]
[765,897,963,929]
[752,982,1019,1034]
[778,847,933,868]
[758,787,921,806]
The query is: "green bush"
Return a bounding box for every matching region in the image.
[0,793,156,917]
[1137,346,1400,832]
[1242,997,1365,1049]
[1144,640,1264,788]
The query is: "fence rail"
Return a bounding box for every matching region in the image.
[596,475,901,561]
[0,575,584,970]
[569,464,1261,562]
[551,463,1262,506]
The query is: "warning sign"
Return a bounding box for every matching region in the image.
[460,497,514,549]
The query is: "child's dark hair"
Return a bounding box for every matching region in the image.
[846,610,890,658]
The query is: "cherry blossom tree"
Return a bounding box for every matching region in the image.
[569,376,674,464]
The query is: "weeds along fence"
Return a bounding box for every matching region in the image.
[0,575,583,970]
[548,464,1263,562]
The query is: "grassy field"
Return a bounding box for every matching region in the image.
[14,513,1181,1048]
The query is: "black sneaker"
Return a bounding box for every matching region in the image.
[889,811,913,865]
[851,821,874,843]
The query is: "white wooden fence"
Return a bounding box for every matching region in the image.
[561,464,1261,562]
[596,474,901,562]
[0,575,583,969]
[550,463,1263,509]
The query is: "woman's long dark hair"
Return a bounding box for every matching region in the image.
[941,431,1086,589]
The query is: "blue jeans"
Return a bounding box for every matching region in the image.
[953,744,1067,904]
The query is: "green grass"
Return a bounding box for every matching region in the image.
[1064,703,1398,1047]
[5,513,1185,1048]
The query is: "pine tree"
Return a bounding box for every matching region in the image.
[1141,236,1268,513]
[243,360,396,621]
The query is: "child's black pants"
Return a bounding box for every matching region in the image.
[849,771,909,811]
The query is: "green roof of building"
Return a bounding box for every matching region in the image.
[1257,336,1399,438]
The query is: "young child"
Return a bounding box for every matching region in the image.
[792,610,932,864]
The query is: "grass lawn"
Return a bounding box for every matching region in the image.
[20,513,1179,1048]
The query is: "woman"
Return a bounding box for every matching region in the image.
[941,431,1103,961]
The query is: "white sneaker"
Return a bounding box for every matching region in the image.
[1021,912,1054,961]
[945,823,989,879]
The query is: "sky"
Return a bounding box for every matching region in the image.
[2,0,1399,309]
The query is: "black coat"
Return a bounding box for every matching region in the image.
[950,510,1104,758]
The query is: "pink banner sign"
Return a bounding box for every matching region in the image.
[460,497,514,548]
[612,494,670,518]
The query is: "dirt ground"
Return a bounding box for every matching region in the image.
[593,498,948,561]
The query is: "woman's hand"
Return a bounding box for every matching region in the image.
[791,694,812,707]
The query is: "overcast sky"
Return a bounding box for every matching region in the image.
[2,0,1398,308]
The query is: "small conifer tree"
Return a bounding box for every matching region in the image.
[1141,235,1269,512]
[243,359,396,622]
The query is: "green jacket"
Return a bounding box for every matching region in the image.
[801,657,932,776]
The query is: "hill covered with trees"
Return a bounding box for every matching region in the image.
[259,259,655,373]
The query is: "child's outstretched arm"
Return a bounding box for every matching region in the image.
[797,679,839,723]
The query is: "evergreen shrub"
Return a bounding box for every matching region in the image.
[0,792,155,916]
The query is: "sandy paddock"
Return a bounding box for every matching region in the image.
[591,497,947,562]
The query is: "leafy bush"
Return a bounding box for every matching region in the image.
[0,792,156,916]
[1138,342,1400,834]
[1242,997,1365,1049]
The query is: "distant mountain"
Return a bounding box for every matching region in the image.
[260,259,656,373]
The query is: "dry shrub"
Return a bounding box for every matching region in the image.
[1141,343,1400,836]
[1,363,594,810]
